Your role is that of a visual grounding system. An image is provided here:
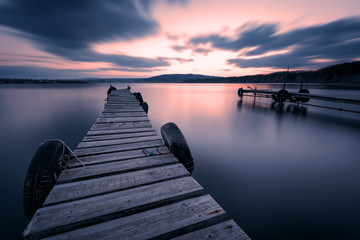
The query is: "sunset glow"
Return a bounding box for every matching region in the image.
[0,0,359,79]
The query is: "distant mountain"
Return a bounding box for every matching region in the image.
[143,74,219,83]
[77,74,218,83]
[184,61,360,84]
[1,61,359,85]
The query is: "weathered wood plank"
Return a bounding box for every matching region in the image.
[25,177,204,239]
[107,95,138,99]
[102,107,144,113]
[171,220,251,240]
[73,139,164,156]
[57,154,178,183]
[104,104,141,109]
[68,146,169,167]
[105,100,140,104]
[82,131,156,142]
[95,116,149,123]
[77,135,161,149]
[106,101,141,105]
[86,127,155,136]
[90,121,151,131]
[106,97,140,104]
[101,112,147,118]
[43,195,228,240]
[45,164,189,205]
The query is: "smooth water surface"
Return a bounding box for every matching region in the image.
[1,83,360,239]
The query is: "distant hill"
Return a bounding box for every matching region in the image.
[143,74,219,83]
[184,61,360,84]
[76,74,218,83]
[1,61,359,85]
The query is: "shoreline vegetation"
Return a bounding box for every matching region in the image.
[1,61,359,88]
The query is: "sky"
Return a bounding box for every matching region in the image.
[0,0,359,79]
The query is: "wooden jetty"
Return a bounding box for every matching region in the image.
[23,88,251,239]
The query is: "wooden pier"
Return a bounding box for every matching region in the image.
[23,88,250,239]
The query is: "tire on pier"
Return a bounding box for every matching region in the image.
[23,140,70,219]
[141,102,149,114]
[133,92,144,104]
[161,122,194,173]
[276,89,290,103]
[238,88,244,98]
[296,88,310,103]
[107,85,117,95]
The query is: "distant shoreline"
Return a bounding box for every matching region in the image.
[1,61,359,88]
[1,80,360,90]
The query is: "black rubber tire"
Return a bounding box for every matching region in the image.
[107,86,117,95]
[23,140,69,219]
[161,122,194,173]
[141,102,149,114]
[297,89,310,103]
[238,88,244,98]
[133,92,144,103]
[276,89,290,103]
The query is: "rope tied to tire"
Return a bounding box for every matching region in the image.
[56,139,86,167]
[143,147,163,157]
[23,139,85,219]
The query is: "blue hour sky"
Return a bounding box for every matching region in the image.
[0,0,359,79]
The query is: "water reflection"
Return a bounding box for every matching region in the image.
[237,96,308,116]
[1,84,360,240]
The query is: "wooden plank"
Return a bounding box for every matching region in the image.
[105,100,140,104]
[171,220,251,240]
[42,195,228,240]
[82,131,157,142]
[106,101,141,105]
[68,146,169,167]
[90,121,151,131]
[44,164,189,205]
[95,116,149,123]
[86,127,155,136]
[57,154,179,183]
[102,108,144,113]
[106,98,139,103]
[25,177,204,239]
[109,92,134,97]
[73,140,164,156]
[104,104,141,109]
[101,112,147,118]
[77,135,161,149]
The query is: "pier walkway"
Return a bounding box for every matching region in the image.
[23,88,250,239]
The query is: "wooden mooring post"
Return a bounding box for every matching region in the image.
[23,87,251,239]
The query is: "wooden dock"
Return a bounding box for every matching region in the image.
[23,88,251,239]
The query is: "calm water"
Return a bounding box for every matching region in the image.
[1,83,360,239]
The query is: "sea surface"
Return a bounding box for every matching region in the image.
[1,83,360,239]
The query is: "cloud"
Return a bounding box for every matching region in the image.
[0,0,172,68]
[187,17,360,68]
[159,57,194,64]
[0,65,94,79]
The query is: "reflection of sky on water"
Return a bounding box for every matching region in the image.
[1,83,360,239]
[134,84,360,240]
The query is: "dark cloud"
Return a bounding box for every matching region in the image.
[166,0,189,5]
[188,17,360,68]
[172,45,188,52]
[98,67,154,73]
[193,47,212,55]
[0,0,172,68]
[159,57,194,64]
[0,65,96,79]
[0,64,158,79]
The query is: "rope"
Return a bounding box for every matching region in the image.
[143,147,165,157]
[55,139,86,167]
[143,148,154,157]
